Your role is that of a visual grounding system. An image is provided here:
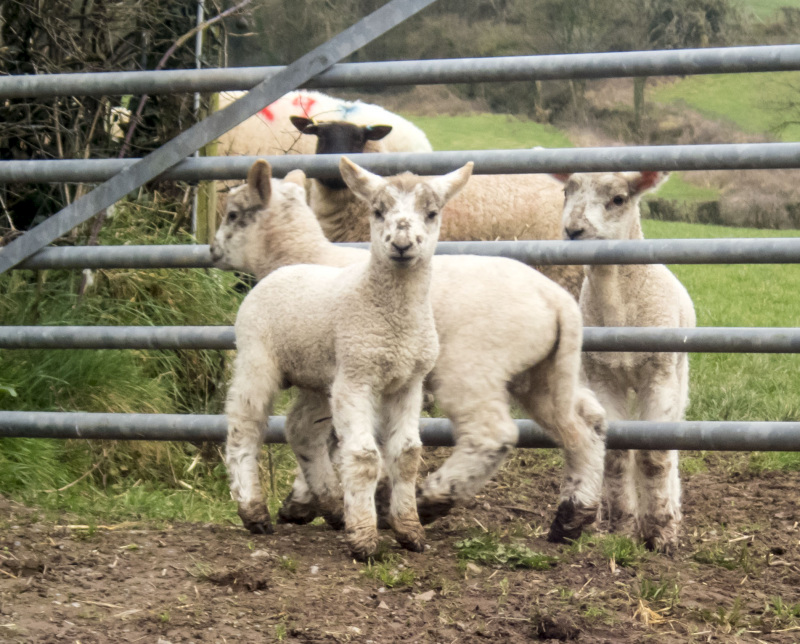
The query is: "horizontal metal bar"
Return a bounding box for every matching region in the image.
[1,411,798,451]
[6,143,800,184]
[1,45,799,98]
[17,237,800,271]
[2,326,799,353]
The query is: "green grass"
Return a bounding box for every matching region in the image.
[0,195,300,524]
[566,533,647,567]
[743,0,800,20]
[642,219,800,427]
[406,113,573,151]
[650,72,800,141]
[454,531,558,570]
[361,553,417,588]
[648,173,720,202]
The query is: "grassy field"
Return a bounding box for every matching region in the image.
[650,71,800,141]
[406,113,574,150]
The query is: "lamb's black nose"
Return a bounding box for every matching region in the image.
[565,228,584,240]
[392,241,412,255]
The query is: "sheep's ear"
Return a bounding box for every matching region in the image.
[283,169,307,187]
[551,173,571,183]
[247,160,272,207]
[290,115,317,135]
[339,156,385,201]
[364,124,392,141]
[429,162,473,205]
[628,171,669,196]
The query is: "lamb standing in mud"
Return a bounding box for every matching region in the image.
[557,170,696,553]
[213,160,608,544]
[225,157,471,560]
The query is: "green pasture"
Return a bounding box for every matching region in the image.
[650,72,800,141]
[743,0,800,20]
[406,113,574,151]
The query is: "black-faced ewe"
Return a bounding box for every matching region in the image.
[290,117,585,299]
[224,157,468,560]
[557,171,696,553]
[213,160,608,547]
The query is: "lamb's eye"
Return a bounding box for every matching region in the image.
[427,210,438,220]
[227,212,238,223]
[373,208,384,220]
[612,195,625,206]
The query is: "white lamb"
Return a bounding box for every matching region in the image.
[213,160,608,545]
[216,90,432,157]
[556,170,696,553]
[225,157,468,560]
[290,118,584,299]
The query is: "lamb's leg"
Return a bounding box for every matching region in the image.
[279,389,343,529]
[225,340,280,535]
[331,377,382,560]
[380,379,425,552]
[635,373,684,553]
[518,380,606,543]
[590,383,637,537]
[416,397,518,525]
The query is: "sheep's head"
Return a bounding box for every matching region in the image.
[210,160,306,271]
[291,117,392,190]
[339,157,472,269]
[554,171,668,241]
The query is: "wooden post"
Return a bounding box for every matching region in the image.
[196,92,219,245]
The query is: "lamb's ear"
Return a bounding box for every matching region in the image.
[429,162,474,205]
[628,171,669,196]
[364,124,392,141]
[283,169,307,187]
[290,115,317,135]
[339,156,385,201]
[551,173,571,184]
[247,160,272,207]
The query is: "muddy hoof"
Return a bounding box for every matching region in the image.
[238,503,273,535]
[416,498,454,525]
[323,512,345,531]
[277,506,317,525]
[547,499,596,544]
[395,534,425,553]
[643,533,678,555]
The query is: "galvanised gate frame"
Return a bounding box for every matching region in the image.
[2,0,800,451]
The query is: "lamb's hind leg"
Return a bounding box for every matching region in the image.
[381,378,426,552]
[331,377,382,560]
[635,372,684,553]
[520,379,607,543]
[279,389,343,529]
[225,339,281,535]
[416,396,518,525]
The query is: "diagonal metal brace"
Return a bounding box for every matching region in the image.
[0,0,438,274]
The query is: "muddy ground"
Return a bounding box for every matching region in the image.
[1,450,799,644]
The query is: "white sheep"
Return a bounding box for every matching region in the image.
[216,90,432,157]
[556,170,696,553]
[225,157,470,559]
[291,119,584,299]
[212,160,608,544]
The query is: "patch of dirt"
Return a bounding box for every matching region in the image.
[1,452,799,643]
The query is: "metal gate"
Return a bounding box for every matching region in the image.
[2,0,800,450]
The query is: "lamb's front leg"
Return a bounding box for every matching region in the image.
[331,377,382,560]
[381,378,426,553]
[225,343,280,535]
[636,372,684,554]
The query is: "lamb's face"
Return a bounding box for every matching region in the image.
[210,183,260,271]
[557,171,667,241]
[210,160,277,271]
[338,158,473,270]
[369,177,443,269]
